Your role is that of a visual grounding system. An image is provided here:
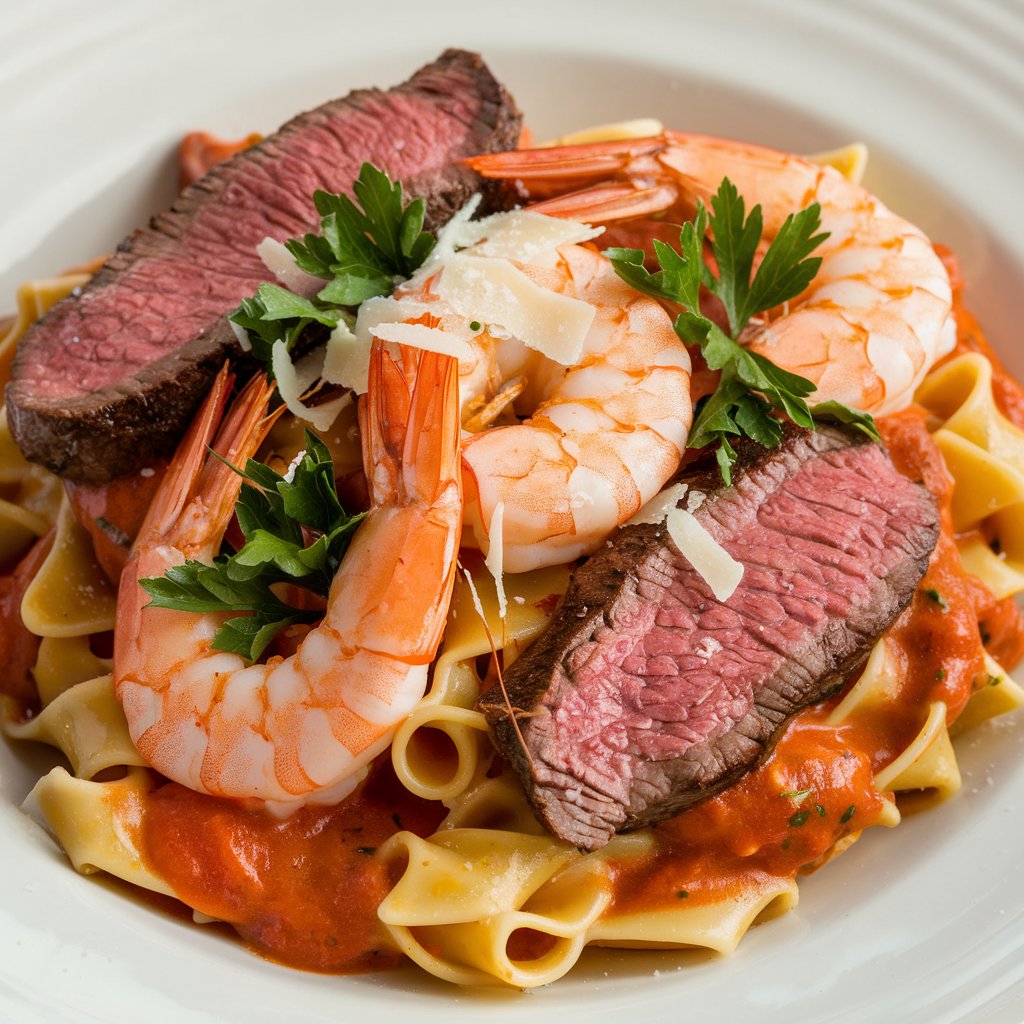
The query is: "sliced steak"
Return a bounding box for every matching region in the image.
[7,49,521,482]
[483,426,940,851]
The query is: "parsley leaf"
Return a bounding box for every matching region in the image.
[140,431,365,661]
[228,163,436,375]
[606,177,880,484]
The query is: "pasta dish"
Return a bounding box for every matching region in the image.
[2,50,1023,990]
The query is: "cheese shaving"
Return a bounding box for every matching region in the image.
[665,507,744,603]
[437,254,595,366]
[466,210,602,265]
[623,483,689,526]
[459,562,489,629]
[484,501,507,620]
[321,318,368,395]
[271,340,352,432]
[256,236,322,297]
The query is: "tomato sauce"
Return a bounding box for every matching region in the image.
[134,760,444,973]
[0,528,54,711]
[65,469,165,584]
[107,253,1024,972]
[608,412,1011,916]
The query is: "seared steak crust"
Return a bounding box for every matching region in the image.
[484,427,940,851]
[7,49,521,482]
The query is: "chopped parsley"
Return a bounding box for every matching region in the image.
[606,178,879,483]
[923,588,949,611]
[780,787,813,804]
[788,810,810,828]
[677,889,690,899]
[839,805,856,825]
[229,163,436,373]
[140,432,365,661]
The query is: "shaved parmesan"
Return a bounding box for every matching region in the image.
[272,340,352,432]
[228,318,252,352]
[467,210,602,265]
[484,502,507,620]
[624,483,689,526]
[257,236,323,297]
[321,318,369,394]
[665,507,744,603]
[437,254,594,366]
[459,563,489,628]
[421,194,484,270]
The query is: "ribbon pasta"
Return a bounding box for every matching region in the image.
[2,253,1024,989]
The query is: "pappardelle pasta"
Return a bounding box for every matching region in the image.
[2,107,1024,992]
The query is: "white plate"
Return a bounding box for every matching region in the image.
[2,1,1024,1021]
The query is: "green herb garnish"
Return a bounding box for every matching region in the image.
[228,162,436,373]
[788,810,811,828]
[677,889,689,899]
[923,588,949,611]
[780,787,813,804]
[606,178,879,483]
[140,431,365,661]
[839,805,856,825]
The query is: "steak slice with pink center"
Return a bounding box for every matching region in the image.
[483,426,939,851]
[7,49,521,482]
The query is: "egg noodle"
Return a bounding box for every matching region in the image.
[2,140,1024,988]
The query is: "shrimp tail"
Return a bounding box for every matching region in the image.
[356,341,462,656]
[465,137,678,221]
[466,137,663,183]
[134,364,233,544]
[360,343,461,512]
[131,368,278,556]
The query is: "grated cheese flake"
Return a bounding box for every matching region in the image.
[484,501,507,620]
[272,340,352,432]
[437,254,595,366]
[321,317,368,394]
[257,236,322,296]
[623,483,689,527]
[665,507,744,603]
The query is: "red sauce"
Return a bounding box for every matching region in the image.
[0,528,54,711]
[609,413,1007,916]
[111,251,1024,972]
[178,131,262,190]
[134,760,444,973]
[65,469,165,584]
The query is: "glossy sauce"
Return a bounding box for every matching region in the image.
[135,761,444,973]
[0,528,53,710]
[103,256,1024,969]
[609,411,1004,915]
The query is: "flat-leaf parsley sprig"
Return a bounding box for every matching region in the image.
[606,178,879,483]
[228,162,436,370]
[140,432,365,661]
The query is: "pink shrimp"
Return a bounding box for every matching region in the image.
[468,132,956,415]
[114,344,462,810]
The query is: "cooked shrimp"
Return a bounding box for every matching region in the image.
[114,345,462,809]
[468,132,956,416]
[378,234,693,573]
